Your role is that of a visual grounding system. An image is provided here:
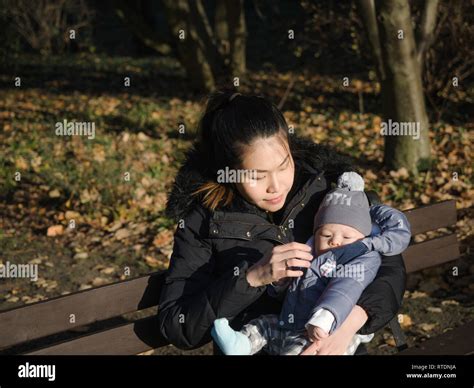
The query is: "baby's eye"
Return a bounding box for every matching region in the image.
[344,236,354,239]
[322,234,331,238]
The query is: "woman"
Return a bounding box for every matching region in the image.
[157,90,406,355]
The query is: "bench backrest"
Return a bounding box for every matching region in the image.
[0,200,460,355]
[0,272,168,355]
[400,200,459,272]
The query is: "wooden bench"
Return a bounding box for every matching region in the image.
[0,200,469,355]
[387,200,472,355]
[396,200,472,355]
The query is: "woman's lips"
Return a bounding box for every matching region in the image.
[265,194,283,204]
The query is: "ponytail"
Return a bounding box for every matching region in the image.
[192,181,234,211]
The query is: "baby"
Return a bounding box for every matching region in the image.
[211,172,411,355]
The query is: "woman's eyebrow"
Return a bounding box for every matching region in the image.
[255,155,289,173]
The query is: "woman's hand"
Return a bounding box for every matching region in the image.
[300,305,368,355]
[246,242,313,287]
[301,324,354,355]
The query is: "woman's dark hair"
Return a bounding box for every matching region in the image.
[192,89,290,211]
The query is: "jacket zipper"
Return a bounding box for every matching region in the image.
[212,194,305,244]
[216,233,285,245]
[278,192,306,233]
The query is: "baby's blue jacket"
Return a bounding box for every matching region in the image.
[274,205,411,333]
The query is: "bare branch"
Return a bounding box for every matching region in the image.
[187,0,222,74]
[277,77,295,110]
[114,0,172,56]
[356,0,386,80]
[416,0,439,68]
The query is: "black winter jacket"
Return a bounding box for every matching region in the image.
[157,135,406,350]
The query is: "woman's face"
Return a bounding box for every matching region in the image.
[235,135,295,212]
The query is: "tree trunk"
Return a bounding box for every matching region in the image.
[214,0,246,79]
[357,0,433,174]
[225,0,246,77]
[162,0,216,92]
[377,0,432,173]
[116,0,247,93]
[214,0,229,58]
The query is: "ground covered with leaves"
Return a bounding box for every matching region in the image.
[0,54,472,355]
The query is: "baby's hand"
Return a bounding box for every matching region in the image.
[307,324,329,342]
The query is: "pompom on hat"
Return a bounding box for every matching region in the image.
[313,172,371,236]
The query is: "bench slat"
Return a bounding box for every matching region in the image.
[403,200,457,235]
[0,271,166,350]
[399,321,474,355]
[403,234,460,273]
[25,316,169,355]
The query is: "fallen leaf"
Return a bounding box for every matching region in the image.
[47,225,64,237]
[410,291,428,299]
[92,277,108,287]
[108,221,123,233]
[138,349,155,356]
[441,300,459,306]
[385,337,396,347]
[420,194,430,204]
[49,189,61,198]
[115,228,131,240]
[145,256,161,268]
[73,252,89,260]
[15,157,29,170]
[153,229,174,247]
[419,323,437,332]
[100,267,115,275]
[45,280,58,291]
[398,314,413,329]
[65,211,81,220]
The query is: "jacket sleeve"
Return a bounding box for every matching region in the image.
[356,253,407,334]
[362,205,412,256]
[157,206,267,350]
[309,250,381,333]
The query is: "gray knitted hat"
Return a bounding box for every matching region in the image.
[313,172,371,236]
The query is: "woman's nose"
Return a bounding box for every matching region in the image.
[267,173,280,193]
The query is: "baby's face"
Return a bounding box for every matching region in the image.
[315,223,364,253]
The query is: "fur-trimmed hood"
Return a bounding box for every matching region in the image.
[165,135,354,222]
